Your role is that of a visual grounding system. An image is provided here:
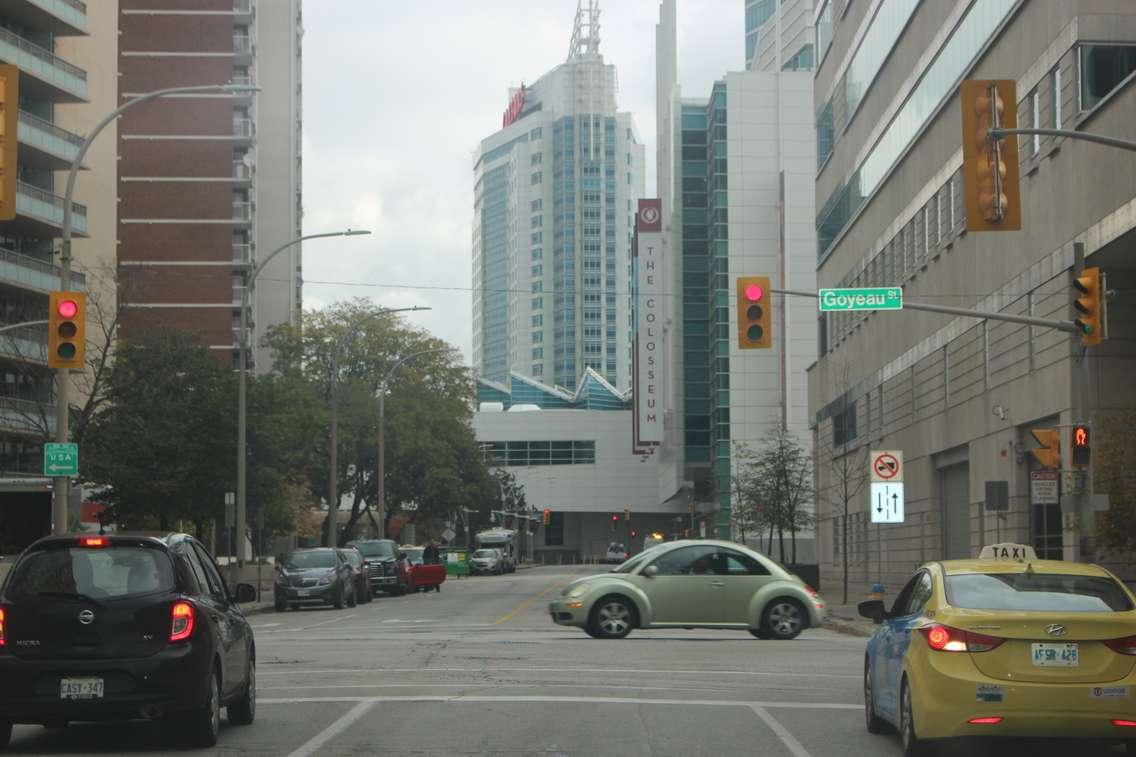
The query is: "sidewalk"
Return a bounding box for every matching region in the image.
[822,603,877,638]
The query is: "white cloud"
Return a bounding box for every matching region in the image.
[302,0,744,364]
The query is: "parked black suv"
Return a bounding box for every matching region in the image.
[346,539,406,596]
[0,533,257,749]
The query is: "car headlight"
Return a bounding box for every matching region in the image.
[318,575,332,586]
[566,583,589,598]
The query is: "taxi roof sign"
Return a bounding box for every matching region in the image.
[978,543,1038,561]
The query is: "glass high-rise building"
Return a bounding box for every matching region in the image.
[472,2,644,390]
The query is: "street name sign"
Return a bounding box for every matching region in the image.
[819,287,903,312]
[870,450,903,483]
[44,442,77,477]
[870,482,905,523]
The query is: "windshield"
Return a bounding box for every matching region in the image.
[284,550,337,570]
[403,548,424,564]
[473,549,497,558]
[946,573,1135,612]
[7,546,175,600]
[354,542,395,559]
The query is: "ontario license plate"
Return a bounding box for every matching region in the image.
[1031,643,1079,667]
[60,678,104,700]
[297,589,312,597]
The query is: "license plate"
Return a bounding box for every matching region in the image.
[1031,642,1079,667]
[60,678,104,700]
[297,589,312,597]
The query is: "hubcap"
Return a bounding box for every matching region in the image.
[597,602,630,635]
[768,602,802,636]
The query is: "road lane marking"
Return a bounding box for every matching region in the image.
[250,622,281,629]
[284,699,375,757]
[260,694,860,710]
[493,575,576,625]
[296,614,356,631]
[750,705,813,757]
[262,682,730,694]
[258,666,859,680]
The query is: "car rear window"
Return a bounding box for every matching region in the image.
[7,546,175,600]
[285,550,336,569]
[403,549,423,564]
[946,572,1134,612]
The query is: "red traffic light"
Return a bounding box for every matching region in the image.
[57,299,79,319]
[610,513,619,522]
[744,283,764,301]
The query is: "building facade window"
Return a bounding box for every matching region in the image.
[481,440,596,467]
[1078,43,1136,112]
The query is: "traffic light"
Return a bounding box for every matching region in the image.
[0,64,18,222]
[630,529,638,540]
[48,291,87,370]
[737,276,771,349]
[960,79,1021,232]
[1072,267,1102,346]
[610,513,619,531]
[1071,424,1091,468]
[542,508,551,527]
[1029,428,1060,469]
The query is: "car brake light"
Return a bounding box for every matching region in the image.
[968,717,1003,725]
[920,624,1004,652]
[0,607,6,647]
[1113,720,1136,728]
[79,537,106,547]
[169,601,195,643]
[1103,635,1136,656]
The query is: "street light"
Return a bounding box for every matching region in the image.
[236,229,371,563]
[324,306,431,547]
[54,82,259,535]
[375,347,457,538]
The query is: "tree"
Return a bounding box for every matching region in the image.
[733,430,815,564]
[1093,412,1136,573]
[262,299,496,546]
[83,334,235,532]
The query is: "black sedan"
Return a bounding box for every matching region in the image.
[0,533,258,749]
[274,548,355,610]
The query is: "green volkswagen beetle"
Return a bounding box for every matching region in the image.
[548,540,827,640]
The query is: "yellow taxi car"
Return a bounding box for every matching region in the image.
[859,543,1136,755]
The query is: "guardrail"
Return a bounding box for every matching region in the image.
[0,26,88,82]
[18,110,85,148]
[0,245,85,285]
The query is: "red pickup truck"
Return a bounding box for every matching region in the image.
[400,546,446,592]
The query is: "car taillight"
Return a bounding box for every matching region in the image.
[1103,635,1136,656]
[170,601,195,643]
[0,607,6,647]
[79,536,107,547]
[968,717,1003,725]
[804,585,819,599]
[1113,720,1136,728]
[920,624,1004,652]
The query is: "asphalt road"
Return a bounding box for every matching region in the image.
[5,566,1129,756]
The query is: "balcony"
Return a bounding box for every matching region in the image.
[14,182,87,237]
[232,161,253,184]
[232,201,252,224]
[0,324,47,365]
[233,35,254,63]
[0,396,55,436]
[233,117,254,144]
[0,244,85,292]
[3,0,88,37]
[231,284,248,307]
[0,26,88,102]
[233,0,253,21]
[17,110,85,170]
[232,242,252,265]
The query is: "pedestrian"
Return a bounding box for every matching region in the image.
[423,541,439,564]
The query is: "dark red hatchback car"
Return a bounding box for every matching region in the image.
[0,533,257,749]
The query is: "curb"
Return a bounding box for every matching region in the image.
[823,618,872,638]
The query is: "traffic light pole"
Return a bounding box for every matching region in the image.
[773,287,1082,334]
[53,83,258,535]
[989,127,1136,153]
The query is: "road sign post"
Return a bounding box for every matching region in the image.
[819,287,903,312]
[44,443,78,477]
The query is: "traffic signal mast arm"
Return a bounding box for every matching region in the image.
[989,127,1136,153]
[773,287,1082,334]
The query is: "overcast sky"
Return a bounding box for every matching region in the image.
[301,0,744,362]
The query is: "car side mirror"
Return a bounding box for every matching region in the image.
[858,599,887,625]
[232,583,257,604]
[643,565,658,578]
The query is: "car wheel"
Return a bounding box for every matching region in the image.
[748,629,770,639]
[227,659,255,726]
[587,595,636,639]
[333,587,345,609]
[181,665,221,748]
[899,677,930,757]
[864,659,888,734]
[762,598,806,640]
[0,720,11,749]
